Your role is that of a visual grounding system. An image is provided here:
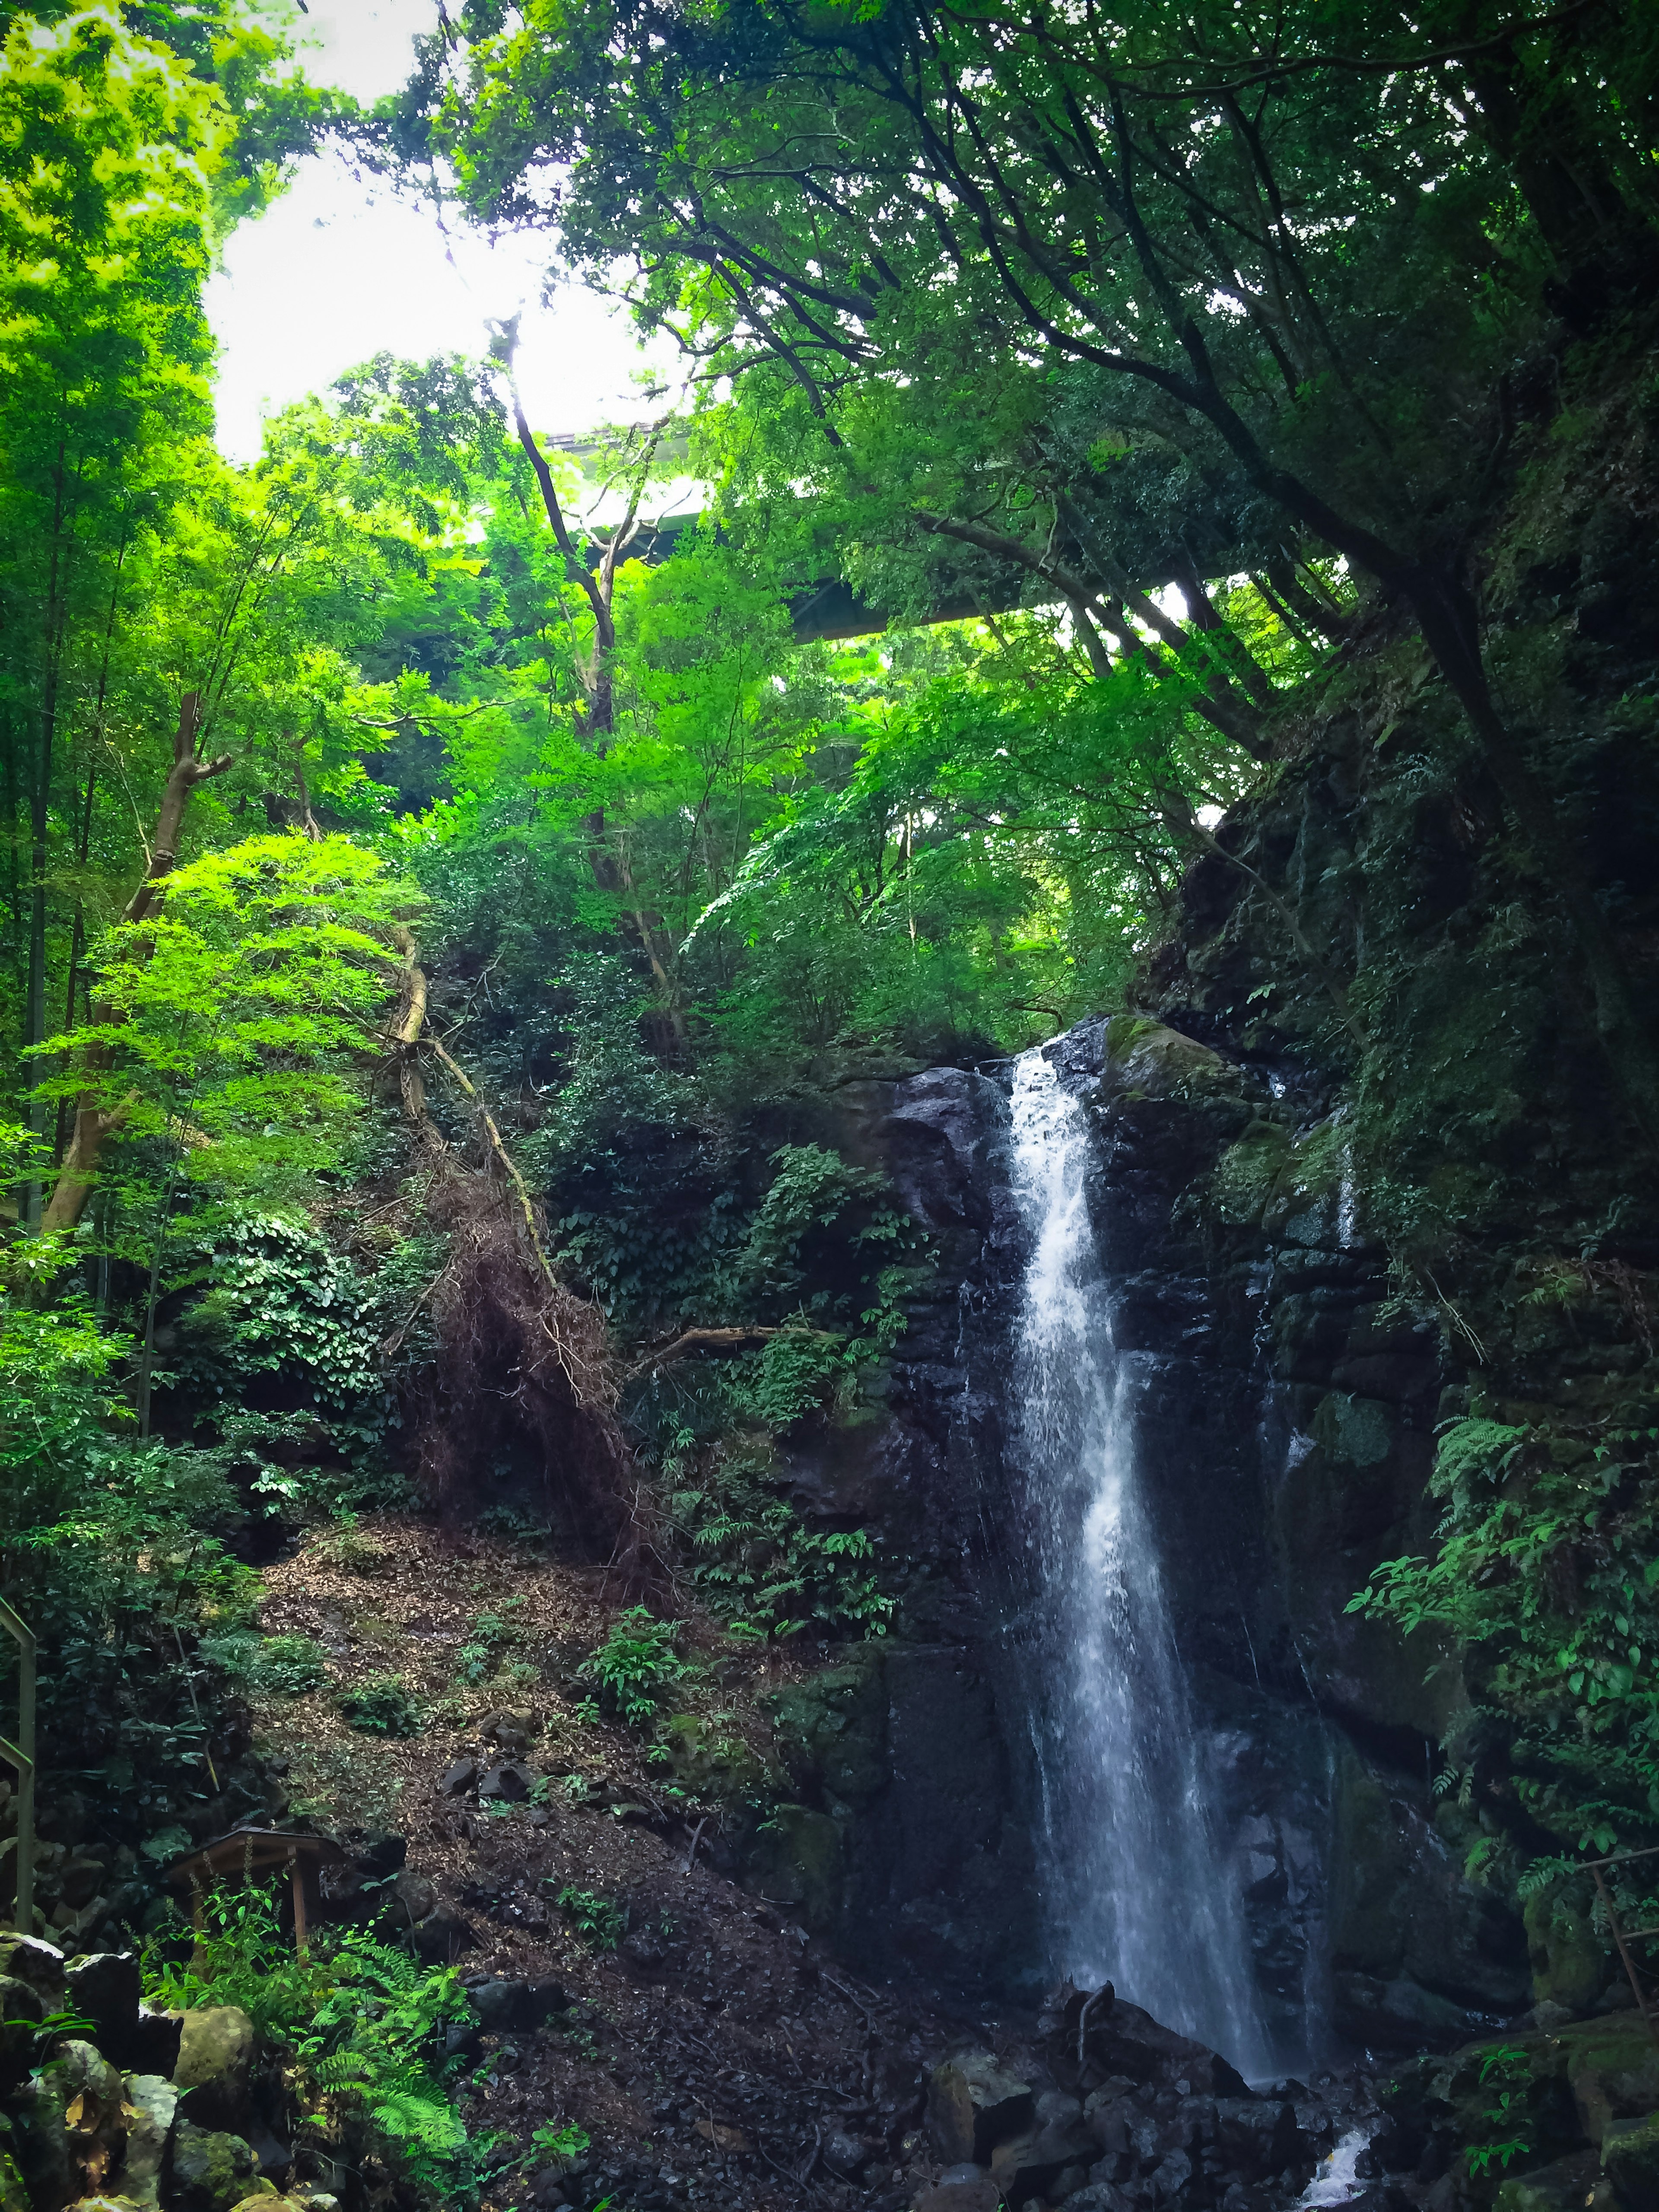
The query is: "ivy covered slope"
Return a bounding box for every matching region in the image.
[1138,321,1659,1954]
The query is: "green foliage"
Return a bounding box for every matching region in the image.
[578,1607,690,1726]
[1350,1400,1659,1858]
[0,1291,261,1813]
[671,1454,894,1641]
[337,1673,423,1737]
[1465,2048,1536,2177]
[556,1885,625,1949]
[199,1629,328,1698]
[454,1597,524,1685]
[144,1886,475,2193]
[33,834,411,1215]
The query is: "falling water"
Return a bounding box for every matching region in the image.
[1010,1048,1272,2076]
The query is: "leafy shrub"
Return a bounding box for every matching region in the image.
[671,1453,895,1640]
[202,1630,328,1698]
[1350,1399,1659,1860]
[0,1294,263,1829]
[143,1886,474,2192]
[455,1597,525,1686]
[556,1885,625,1948]
[312,1511,389,1574]
[578,1607,689,1726]
[337,1673,422,1736]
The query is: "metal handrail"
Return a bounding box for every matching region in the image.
[0,1596,35,1934]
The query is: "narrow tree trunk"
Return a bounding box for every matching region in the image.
[41,694,231,1237]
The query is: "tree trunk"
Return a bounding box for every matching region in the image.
[40,694,232,1237]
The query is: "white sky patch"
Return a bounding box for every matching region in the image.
[207,0,674,461]
[1197,803,1226,828]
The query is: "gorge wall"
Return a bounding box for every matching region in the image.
[746,362,1659,2058]
[755,1014,1526,2065]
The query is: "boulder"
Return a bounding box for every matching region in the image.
[1212,2098,1301,2179]
[0,1972,43,2071]
[1496,2151,1601,2212]
[928,2049,1035,2163]
[912,2181,1003,2212]
[478,1762,533,1803]
[18,2039,128,2211]
[67,1955,142,2069]
[1564,2022,1659,2144]
[470,1979,533,2034]
[131,2007,182,2079]
[173,2007,254,2133]
[118,2075,177,2210]
[390,1869,436,1926]
[0,1932,68,2011]
[440,1759,478,1797]
[1602,2115,1659,2212]
[991,2125,1084,2203]
[1049,1987,1251,2101]
[412,1905,477,1965]
[168,2124,260,2212]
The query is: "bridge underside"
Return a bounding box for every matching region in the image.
[623,515,1047,643]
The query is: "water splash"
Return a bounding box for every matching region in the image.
[1297,2128,1376,2206]
[1009,1049,1272,2076]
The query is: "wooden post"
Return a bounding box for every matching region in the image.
[0,1596,35,1934]
[1591,1865,1659,2058]
[289,1851,308,1955]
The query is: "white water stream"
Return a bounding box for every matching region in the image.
[1009,1049,1273,2077]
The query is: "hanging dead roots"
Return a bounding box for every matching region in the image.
[387,931,664,1595]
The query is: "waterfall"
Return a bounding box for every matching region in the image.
[1009,1048,1273,2077]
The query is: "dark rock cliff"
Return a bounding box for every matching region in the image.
[742,344,1659,2063]
[754,1024,1527,2062]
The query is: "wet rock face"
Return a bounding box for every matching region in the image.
[768,1023,1527,2046]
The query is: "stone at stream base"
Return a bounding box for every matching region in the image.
[20,2038,129,2210]
[912,2179,1003,2212]
[0,1974,43,2072]
[168,2123,261,2212]
[67,1955,142,2072]
[119,2074,178,2210]
[1602,2115,1659,2212]
[132,2006,183,2080]
[1494,2150,1601,2212]
[928,2050,1035,2164]
[173,2007,255,2133]
[0,1933,69,2012]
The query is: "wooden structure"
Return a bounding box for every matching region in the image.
[167,1828,345,1954]
[1582,1843,1659,2054]
[0,1596,34,1934]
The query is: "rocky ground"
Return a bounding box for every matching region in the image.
[13,1507,1649,2212]
[238,1516,1396,2212]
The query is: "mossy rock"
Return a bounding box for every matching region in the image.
[743,1804,844,1926]
[1524,1889,1608,2013]
[767,1657,888,1803]
[1602,2115,1659,2212]
[168,2123,260,2212]
[1494,2148,1599,2212]
[1099,1016,1252,1120]
[0,2150,27,2212]
[1209,1121,1294,1229]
